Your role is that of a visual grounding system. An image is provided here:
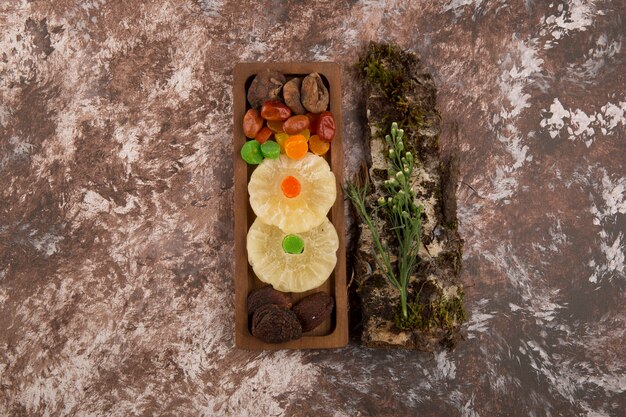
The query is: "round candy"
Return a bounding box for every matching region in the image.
[261,140,280,159]
[309,134,329,156]
[280,175,301,198]
[241,140,264,164]
[284,135,308,160]
[275,133,289,151]
[282,234,304,254]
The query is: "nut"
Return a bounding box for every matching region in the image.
[247,69,286,109]
[283,77,306,115]
[251,304,302,343]
[301,73,329,114]
[292,292,334,332]
[247,285,292,316]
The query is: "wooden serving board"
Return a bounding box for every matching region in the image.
[233,62,348,350]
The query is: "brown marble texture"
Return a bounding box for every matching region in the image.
[0,1,624,416]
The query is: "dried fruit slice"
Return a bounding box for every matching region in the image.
[241,140,263,165]
[248,153,336,233]
[247,217,339,293]
[309,134,329,156]
[284,135,308,160]
[261,140,280,159]
[275,132,289,152]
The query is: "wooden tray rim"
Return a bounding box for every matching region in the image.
[233,62,348,350]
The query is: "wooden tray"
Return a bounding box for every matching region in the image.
[233,62,347,350]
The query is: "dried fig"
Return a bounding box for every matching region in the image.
[283,77,306,115]
[247,69,286,109]
[301,73,329,114]
[247,285,292,316]
[292,292,335,332]
[252,304,302,343]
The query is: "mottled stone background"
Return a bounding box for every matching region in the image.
[1,1,624,416]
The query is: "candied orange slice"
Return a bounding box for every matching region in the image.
[309,134,330,156]
[284,135,308,160]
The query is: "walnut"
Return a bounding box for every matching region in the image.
[251,304,302,343]
[247,69,286,109]
[300,73,329,114]
[292,292,335,332]
[247,285,292,316]
[283,77,306,115]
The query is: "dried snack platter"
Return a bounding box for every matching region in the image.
[233,62,347,350]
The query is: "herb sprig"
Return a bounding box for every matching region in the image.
[347,122,423,320]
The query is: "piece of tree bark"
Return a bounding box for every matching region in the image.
[353,42,465,351]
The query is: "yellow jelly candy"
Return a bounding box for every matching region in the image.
[309,134,330,156]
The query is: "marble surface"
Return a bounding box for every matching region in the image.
[1,1,624,416]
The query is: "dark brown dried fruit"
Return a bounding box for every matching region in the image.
[283,77,306,115]
[243,108,264,138]
[252,304,302,343]
[261,100,292,121]
[247,69,286,109]
[283,115,310,135]
[292,292,335,332]
[247,285,293,316]
[301,73,329,114]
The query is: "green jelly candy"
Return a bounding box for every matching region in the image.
[241,140,263,164]
[261,140,280,159]
[282,234,304,254]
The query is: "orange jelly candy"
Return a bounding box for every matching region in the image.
[281,175,301,198]
[309,134,330,156]
[284,135,308,160]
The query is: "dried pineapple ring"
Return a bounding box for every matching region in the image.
[248,153,336,233]
[247,217,339,293]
